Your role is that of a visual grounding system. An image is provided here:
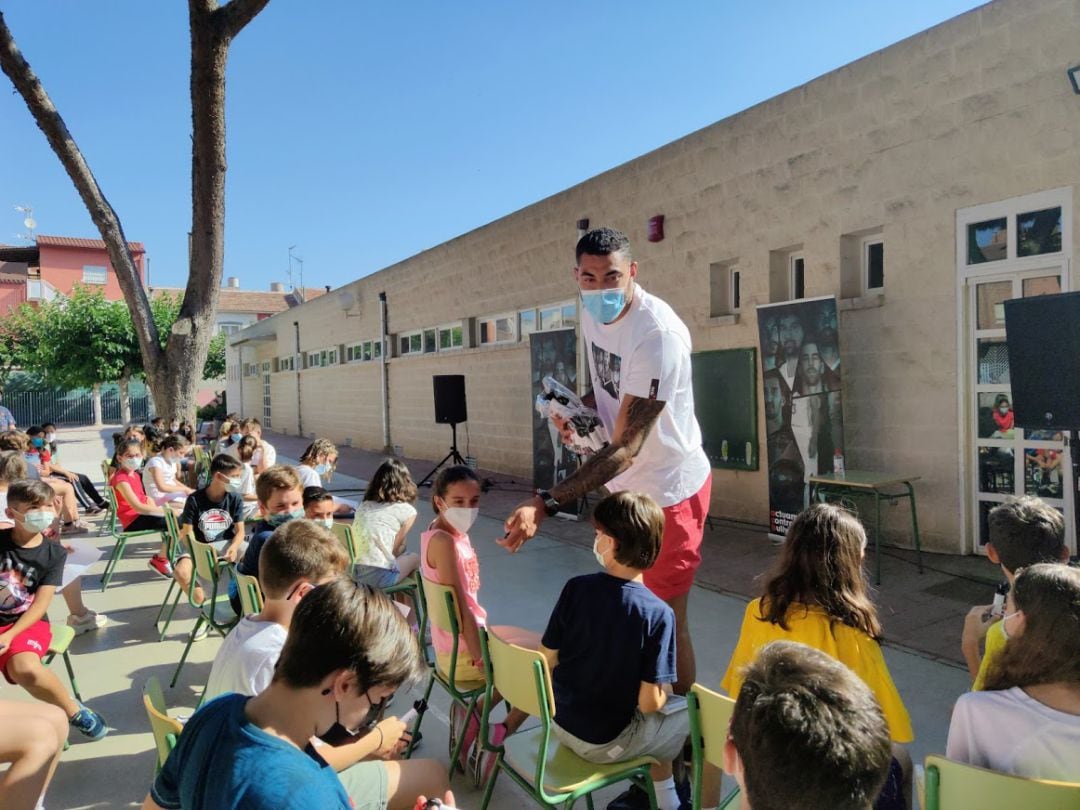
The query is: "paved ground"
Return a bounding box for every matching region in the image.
[17,426,977,808]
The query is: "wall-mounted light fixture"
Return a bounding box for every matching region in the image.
[576,218,590,238]
[338,289,362,318]
[647,214,665,243]
[1068,65,1080,95]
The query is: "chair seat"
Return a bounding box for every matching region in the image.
[503,727,657,794]
[48,624,75,655]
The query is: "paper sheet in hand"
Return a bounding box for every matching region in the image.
[60,540,104,592]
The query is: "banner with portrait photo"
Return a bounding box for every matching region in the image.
[757,296,845,540]
[530,328,579,515]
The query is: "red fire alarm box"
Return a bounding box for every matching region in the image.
[647,215,665,242]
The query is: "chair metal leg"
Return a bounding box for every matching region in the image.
[479,753,502,810]
[100,536,129,591]
[171,617,204,688]
[62,652,83,703]
[905,483,924,574]
[157,585,185,642]
[448,693,480,779]
[155,580,177,625]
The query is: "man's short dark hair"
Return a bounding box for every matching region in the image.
[210,453,243,476]
[592,491,664,570]
[575,227,632,264]
[275,577,426,691]
[303,486,333,506]
[730,641,892,810]
[987,496,1065,573]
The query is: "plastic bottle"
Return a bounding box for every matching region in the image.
[833,448,845,477]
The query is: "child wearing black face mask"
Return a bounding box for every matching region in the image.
[146,578,450,810]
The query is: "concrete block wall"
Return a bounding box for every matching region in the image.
[228,0,1080,553]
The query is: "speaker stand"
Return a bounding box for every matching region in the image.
[417,423,467,488]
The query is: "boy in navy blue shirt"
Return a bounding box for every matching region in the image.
[540,492,687,810]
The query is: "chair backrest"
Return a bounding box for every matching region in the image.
[420,575,463,636]
[485,628,554,720]
[143,675,183,770]
[162,508,184,561]
[188,535,222,585]
[235,570,264,615]
[329,522,356,562]
[689,683,736,770]
[100,459,112,483]
[350,514,372,556]
[923,756,1080,810]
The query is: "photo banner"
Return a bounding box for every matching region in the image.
[530,328,579,516]
[756,296,845,540]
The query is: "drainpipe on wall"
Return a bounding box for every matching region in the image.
[236,345,244,417]
[379,292,391,453]
[293,321,303,437]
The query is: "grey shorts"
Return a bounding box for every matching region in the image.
[336,759,389,810]
[553,695,689,764]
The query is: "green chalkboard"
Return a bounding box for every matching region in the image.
[691,348,759,471]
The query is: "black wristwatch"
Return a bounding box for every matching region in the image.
[536,489,561,517]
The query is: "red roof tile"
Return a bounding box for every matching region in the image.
[150,286,293,315]
[36,235,145,253]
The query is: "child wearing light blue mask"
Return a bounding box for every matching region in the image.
[297,438,356,517]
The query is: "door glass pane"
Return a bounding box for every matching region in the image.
[976,281,1012,329]
[1021,275,1060,298]
[1017,207,1062,256]
[968,218,1007,264]
[978,500,995,548]
[977,337,1010,384]
[978,392,1015,438]
[1024,447,1064,498]
[979,447,1015,494]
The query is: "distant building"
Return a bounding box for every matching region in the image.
[0,234,146,312]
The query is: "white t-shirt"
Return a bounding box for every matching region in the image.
[946,686,1080,781]
[203,617,288,701]
[142,455,183,505]
[251,441,276,470]
[296,464,321,489]
[355,501,417,568]
[580,284,711,507]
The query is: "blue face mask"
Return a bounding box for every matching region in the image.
[580,288,627,325]
[31,437,44,448]
[267,509,304,527]
[314,463,330,475]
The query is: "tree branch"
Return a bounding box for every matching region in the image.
[0,11,164,377]
[216,0,271,39]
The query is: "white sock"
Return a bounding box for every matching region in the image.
[653,776,680,810]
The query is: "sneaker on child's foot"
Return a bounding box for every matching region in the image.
[147,555,173,580]
[192,623,210,642]
[62,519,92,534]
[607,784,650,810]
[66,610,108,635]
[69,704,108,740]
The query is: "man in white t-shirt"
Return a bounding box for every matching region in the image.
[503,227,712,695]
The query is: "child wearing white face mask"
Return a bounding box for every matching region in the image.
[143,435,195,506]
[420,465,538,769]
[297,438,357,516]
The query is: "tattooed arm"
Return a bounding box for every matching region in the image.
[500,394,665,552]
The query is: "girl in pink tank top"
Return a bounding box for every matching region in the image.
[421,466,538,752]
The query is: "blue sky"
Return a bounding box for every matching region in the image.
[1,1,985,292]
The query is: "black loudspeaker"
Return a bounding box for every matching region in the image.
[433,375,467,425]
[1003,291,1080,430]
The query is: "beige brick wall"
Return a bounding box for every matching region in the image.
[228,0,1080,553]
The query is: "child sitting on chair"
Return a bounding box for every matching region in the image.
[539,491,687,810]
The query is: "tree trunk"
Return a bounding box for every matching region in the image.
[91,383,102,427]
[0,1,268,429]
[119,376,132,426]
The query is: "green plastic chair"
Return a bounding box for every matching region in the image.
[415,575,488,776]
[43,624,83,702]
[154,508,188,641]
[143,675,184,773]
[347,515,426,644]
[170,535,239,687]
[921,755,1080,810]
[99,486,162,591]
[477,627,659,810]
[98,460,116,536]
[687,684,740,810]
[235,570,264,615]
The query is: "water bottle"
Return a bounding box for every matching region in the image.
[833,448,845,477]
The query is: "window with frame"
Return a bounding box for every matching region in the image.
[219,322,242,336]
[423,328,437,354]
[478,314,517,345]
[307,351,322,368]
[399,332,422,355]
[790,254,806,300]
[438,324,463,351]
[82,265,107,285]
[519,309,537,338]
[373,339,382,359]
[539,300,577,332]
[863,238,884,291]
[709,262,740,316]
[327,347,339,365]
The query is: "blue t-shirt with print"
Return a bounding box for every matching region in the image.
[541,572,677,744]
[150,693,350,810]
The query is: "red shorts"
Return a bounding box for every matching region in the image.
[643,472,712,601]
[0,619,52,684]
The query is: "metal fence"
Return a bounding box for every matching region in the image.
[6,389,151,427]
